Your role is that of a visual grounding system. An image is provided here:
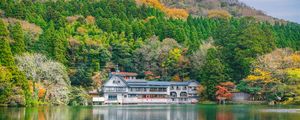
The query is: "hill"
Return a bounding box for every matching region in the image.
[159,0,283,23]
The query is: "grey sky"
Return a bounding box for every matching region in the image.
[239,0,300,23]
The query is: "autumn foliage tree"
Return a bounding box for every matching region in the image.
[208,9,231,19]
[215,82,235,103]
[240,48,300,103]
[137,0,188,19]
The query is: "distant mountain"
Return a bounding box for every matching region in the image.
[159,0,284,23]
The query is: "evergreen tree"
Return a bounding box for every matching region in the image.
[199,48,230,100]
[9,22,25,55]
[0,19,15,67]
[53,28,67,64]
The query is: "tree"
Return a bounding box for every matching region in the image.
[240,48,300,103]
[9,22,25,55]
[216,82,235,103]
[70,66,93,86]
[208,10,231,19]
[190,40,214,78]
[214,19,276,82]
[35,22,56,58]
[0,19,15,67]
[53,28,67,64]
[15,53,70,104]
[0,66,12,104]
[199,48,230,100]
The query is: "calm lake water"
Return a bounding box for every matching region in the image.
[1,104,300,120]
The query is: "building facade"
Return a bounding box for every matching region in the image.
[102,72,199,104]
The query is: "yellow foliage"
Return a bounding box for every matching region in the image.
[286,68,300,79]
[290,54,300,63]
[137,0,188,19]
[169,48,182,61]
[77,27,87,35]
[172,74,181,81]
[208,9,231,19]
[85,39,100,47]
[144,16,156,22]
[245,68,273,82]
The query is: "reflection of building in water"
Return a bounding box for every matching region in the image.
[101,71,199,104]
[92,105,198,120]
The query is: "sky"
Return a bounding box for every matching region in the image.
[239,0,300,23]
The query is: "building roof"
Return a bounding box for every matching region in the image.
[111,72,138,76]
[126,81,193,87]
[110,75,198,87]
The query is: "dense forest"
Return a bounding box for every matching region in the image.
[0,0,300,106]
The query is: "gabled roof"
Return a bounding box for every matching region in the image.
[104,75,199,87]
[111,72,138,76]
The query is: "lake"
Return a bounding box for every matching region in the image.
[1,104,300,120]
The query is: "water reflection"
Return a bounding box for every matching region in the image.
[1,105,300,120]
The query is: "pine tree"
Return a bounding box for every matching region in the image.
[53,28,67,64]
[9,22,25,55]
[0,19,15,67]
[35,22,55,58]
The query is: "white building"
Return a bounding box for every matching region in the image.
[102,72,199,104]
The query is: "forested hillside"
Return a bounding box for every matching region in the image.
[159,0,281,23]
[0,0,300,106]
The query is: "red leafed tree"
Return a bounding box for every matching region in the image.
[215,82,235,104]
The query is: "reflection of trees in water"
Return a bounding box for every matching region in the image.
[92,105,199,120]
[0,106,93,120]
[1,105,300,120]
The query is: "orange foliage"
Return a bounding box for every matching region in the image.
[219,81,235,90]
[38,87,46,99]
[86,16,95,24]
[28,81,46,100]
[215,85,233,100]
[216,82,235,101]
[136,0,188,19]
[165,8,189,19]
[290,53,300,63]
[208,9,231,19]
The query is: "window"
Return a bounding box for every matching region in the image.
[170,92,177,97]
[105,87,116,92]
[116,87,125,92]
[180,92,187,97]
[128,94,137,98]
[150,88,166,92]
[131,88,146,92]
[176,86,180,90]
[182,86,187,90]
[170,86,174,90]
[108,95,117,100]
